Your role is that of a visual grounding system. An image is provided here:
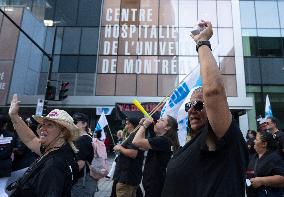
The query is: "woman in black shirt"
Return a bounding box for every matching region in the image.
[246,130,284,197]
[133,115,179,197]
[7,94,79,197]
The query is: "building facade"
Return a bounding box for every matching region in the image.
[0,0,283,131]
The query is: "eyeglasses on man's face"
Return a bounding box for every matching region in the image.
[185,100,204,112]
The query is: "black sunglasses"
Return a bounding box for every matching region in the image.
[185,100,204,112]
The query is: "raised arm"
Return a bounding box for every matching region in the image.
[192,21,232,139]
[9,94,41,155]
[132,118,152,150]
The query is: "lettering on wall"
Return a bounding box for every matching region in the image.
[100,8,179,74]
[0,62,12,105]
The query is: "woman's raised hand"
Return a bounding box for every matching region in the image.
[9,94,20,116]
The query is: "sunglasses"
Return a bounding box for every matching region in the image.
[185,100,204,112]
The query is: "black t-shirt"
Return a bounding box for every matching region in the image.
[246,151,284,197]
[142,135,172,197]
[75,134,94,178]
[13,143,79,197]
[113,132,144,186]
[274,130,284,158]
[0,129,16,178]
[161,120,249,197]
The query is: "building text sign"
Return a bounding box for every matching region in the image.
[99,7,180,75]
[0,62,13,105]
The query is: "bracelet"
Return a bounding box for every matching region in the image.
[196,40,212,52]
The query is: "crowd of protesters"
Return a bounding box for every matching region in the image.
[1,19,284,197]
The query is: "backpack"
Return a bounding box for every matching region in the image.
[89,138,109,180]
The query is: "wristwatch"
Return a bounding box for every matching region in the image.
[196,40,212,52]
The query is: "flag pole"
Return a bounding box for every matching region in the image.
[106,124,116,145]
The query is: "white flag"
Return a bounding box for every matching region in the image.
[95,112,108,140]
[160,65,202,145]
[265,95,273,118]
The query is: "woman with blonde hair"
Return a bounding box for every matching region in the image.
[6,94,79,197]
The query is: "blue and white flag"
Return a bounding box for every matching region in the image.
[96,107,114,115]
[95,112,108,140]
[265,95,273,118]
[160,65,201,119]
[160,65,202,145]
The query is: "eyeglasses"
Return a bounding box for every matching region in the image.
[185,100,204,112]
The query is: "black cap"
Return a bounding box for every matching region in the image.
[73,112,89,123]
[127,117,140,128]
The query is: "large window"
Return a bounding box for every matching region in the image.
[96,0,237,97]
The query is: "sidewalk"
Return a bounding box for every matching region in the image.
[95,177,113,197]
[94,152,115,197]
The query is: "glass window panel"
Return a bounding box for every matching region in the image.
[59,56,78,73]
[260,58,284,85]
[31,0,46,21]
[44,0,55,20]
[101,0,121,26]
[140,0,159,26]
[80,28,99,55]
[118,25,138,55]
[158,27,178,55]
[222,75,237,97]
[211,27,219,54]
[242,29,258,56]
[120,0,140,26]
[96,74,115,95]
[54,0,78,26]
[138,26,158,56]
[158,75,178,96]
[44,27,54,54]
[61,27,81,54]
[99,26,119,55]
[179,0,197,28]
[0,17,19,59]
[158,56,178,74]
[54,27,63,55]
[178,28,196,55]
[159,0,178,27]
[118,56,160,74]
[78,56,97,73]
[244,57,261,84]
[116,74,136,95]
[240,1,256,28]
[242,29,257,37]
[97,56,117,74]
[41,56,60,73]
[137,75,157,96]
[258,37,282,57]
[219,57,235,74]
[76,73,95,96]
[217,28,234,56]
[198,1,217,27]
[257,29,280,37]
[77,0,102,26]
[178,57,199,75]
[279,1,284,28]
[255,1,279,28]
[282,29,284,37]
[117,56,136,74]
[217,1,232,27]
